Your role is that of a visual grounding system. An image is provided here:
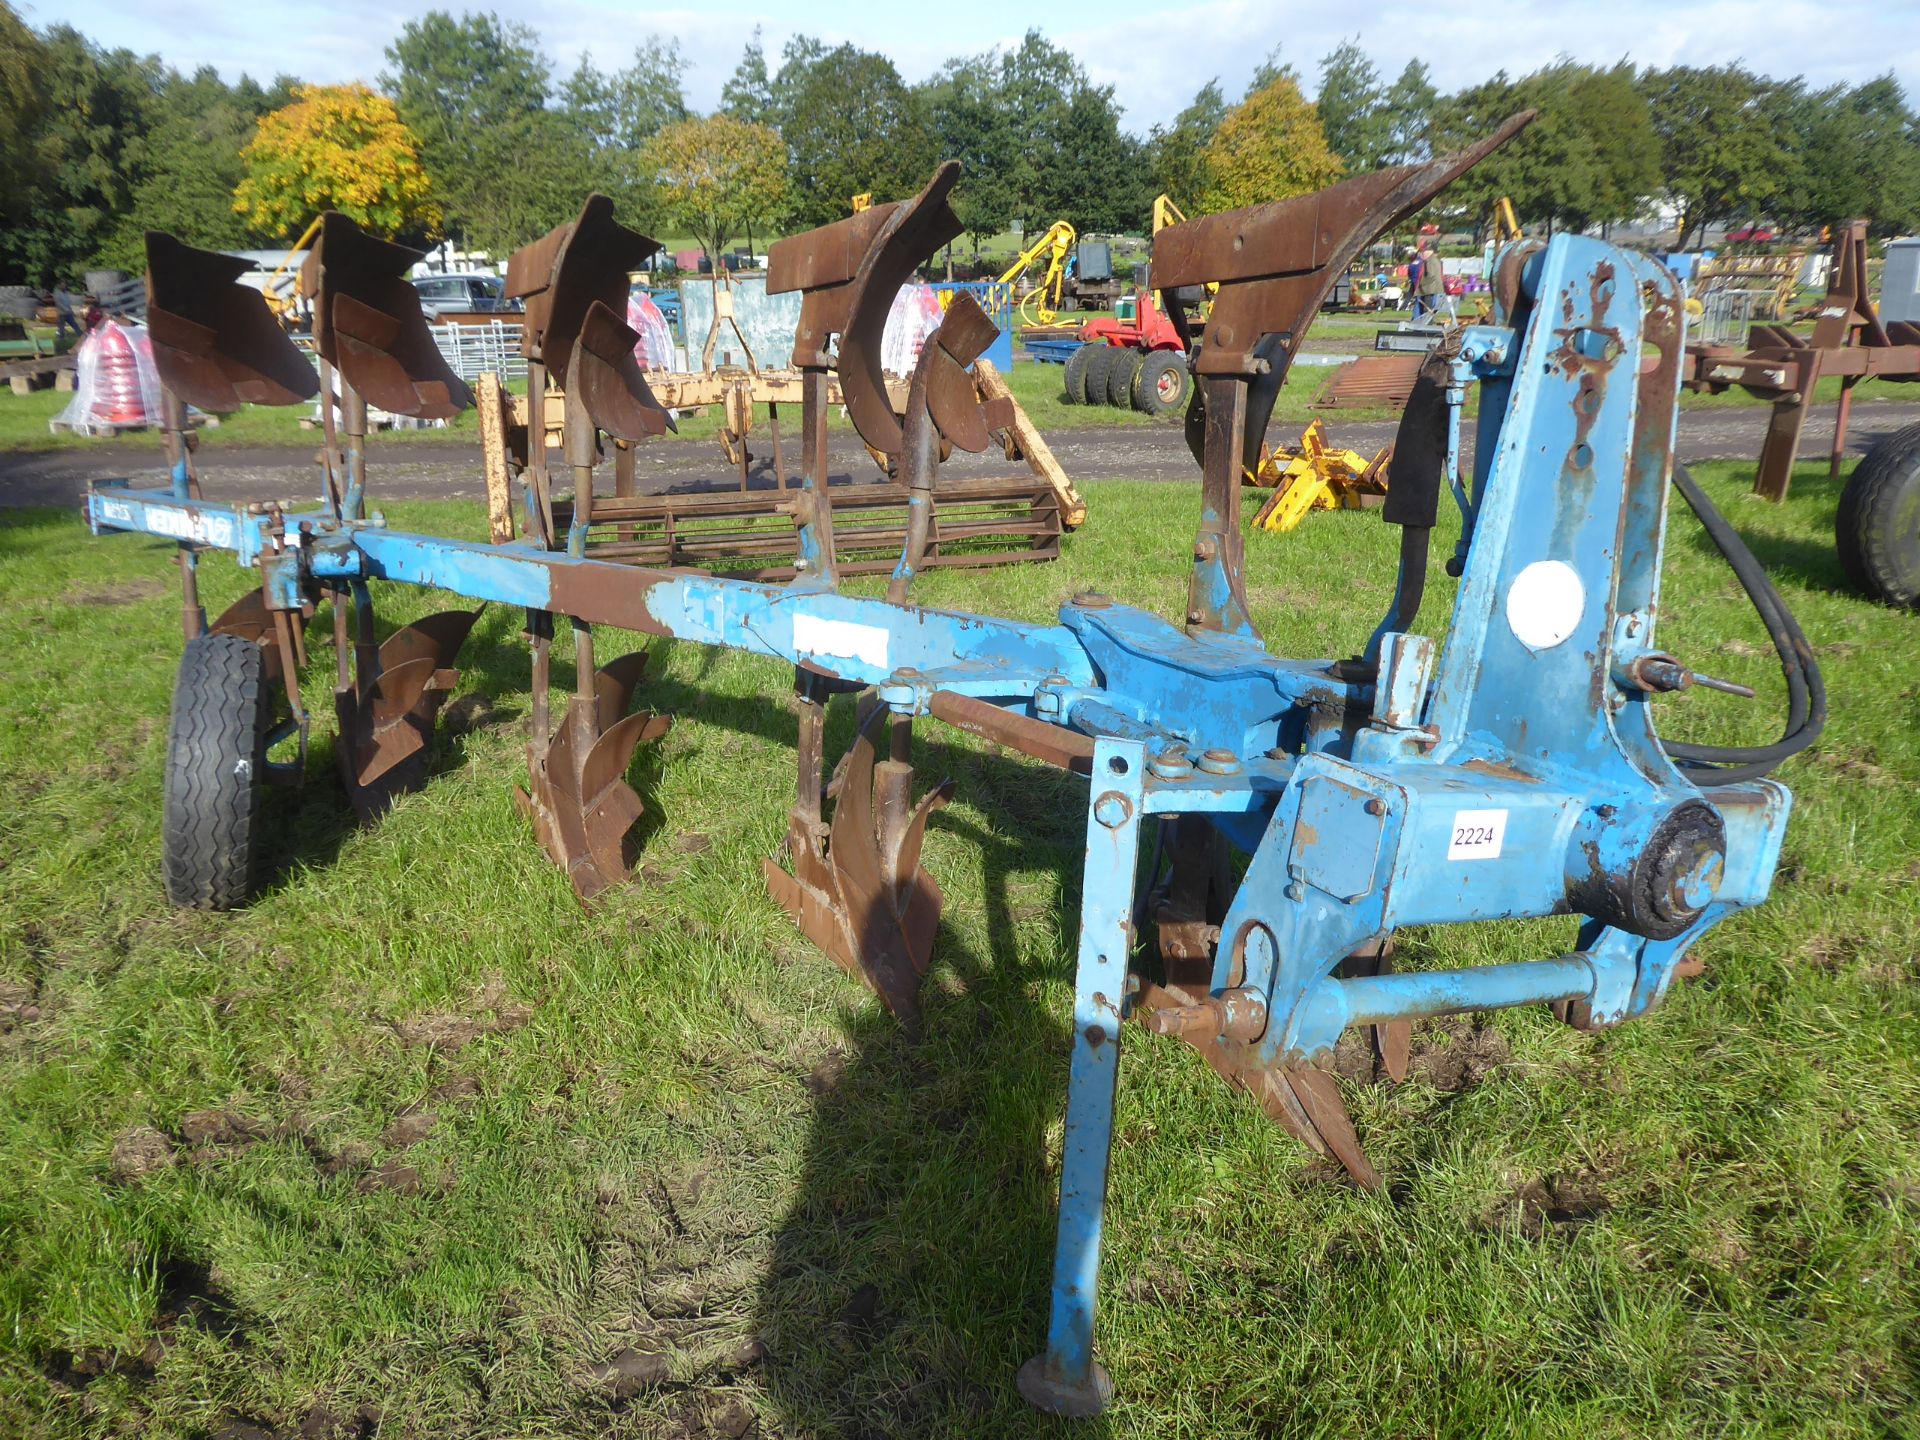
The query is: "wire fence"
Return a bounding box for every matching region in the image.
[430,320,526,381]
[1693,287,1779,347]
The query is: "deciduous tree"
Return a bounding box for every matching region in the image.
[234,84,438,242]
[719,28,777,129]
[1773,76,1920,235]
[1148,80,1225,208]
[641,113,788,265]
[776,42,931,229]
[561,37,688,219]
[382,11,592,254]
[920,54,1019,250]
[1201,74,1343,212]
[1639,65,1794,248]
[1315,40,1390,172]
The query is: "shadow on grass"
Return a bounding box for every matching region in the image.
[140,549,1119,1432]
[750,805,1116,1439]
[1671,476,1854,600]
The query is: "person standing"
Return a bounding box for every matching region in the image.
[1415,245,1449,323]
[52,283,81,343]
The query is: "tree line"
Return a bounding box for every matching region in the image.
[3,2,1917,286]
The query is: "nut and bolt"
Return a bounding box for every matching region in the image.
[1197,748,1240,775]
[1149,747,1194,779]
[1093,792,1133,829]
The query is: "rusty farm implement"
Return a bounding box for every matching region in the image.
[473,176,1084,582]
[86,121,1824,1414]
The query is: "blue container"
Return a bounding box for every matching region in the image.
[929,281,1015,372]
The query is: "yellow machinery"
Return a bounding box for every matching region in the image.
[1245,420,1392,533]
[1493,195,1521,244]
[260,216,323,327]
[851,193,873,213]
[999,221,1076,326]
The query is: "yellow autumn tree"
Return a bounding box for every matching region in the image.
[1201,76,1344,212]
[234,85,439,241]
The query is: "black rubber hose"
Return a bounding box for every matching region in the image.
[1659,462,1826,785]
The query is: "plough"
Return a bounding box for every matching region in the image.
[86,114,1826,1415]
[470,184,1083,581]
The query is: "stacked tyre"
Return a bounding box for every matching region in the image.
[1062,344,1191,416]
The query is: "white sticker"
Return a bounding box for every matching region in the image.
[1447,808,1508,861]
[98,499,133,524]
[140,506,236,548]
[1505,559,1585,650]
[792,612,889,669]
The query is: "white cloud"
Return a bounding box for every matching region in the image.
[38,0,1920,134]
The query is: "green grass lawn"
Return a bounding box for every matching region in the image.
[1,460,1917,1438]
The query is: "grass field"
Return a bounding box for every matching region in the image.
[0,341,1861,457]
[1,459,1917,1439]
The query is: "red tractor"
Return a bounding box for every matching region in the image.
[1060,287,1194,414]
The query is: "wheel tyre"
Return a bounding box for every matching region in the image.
[1107,348,1144,407]
[162,633,269,909]
[1132,350,1190,416]
[1062,345,1092,404]
[1836,421,1920,607]
[1083,347,1118,411]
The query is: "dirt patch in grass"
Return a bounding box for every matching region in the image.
[804,1048,847,1097]
[356,1159,431,1195]
[1488,1169,1612,1239]
[64,578,163,607]
[0,977,42,1030]
[441,691,513,735]
[1409,1016,1512,1092]
[380,1111,439,1148]
[580,1345,673,1400]
[296,1403,380,1439]
[1326,1014,1512,1091]
[109,1125,177,1182]
[388,977,534,1051]
[428,1073,483,1104]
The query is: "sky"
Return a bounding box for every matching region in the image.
[25,0,1920,134]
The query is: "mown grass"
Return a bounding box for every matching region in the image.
[0,459,1916,1439]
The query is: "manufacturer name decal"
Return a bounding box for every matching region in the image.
[792,613,889,669]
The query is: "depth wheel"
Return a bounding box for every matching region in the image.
[1836,421,1920,606]
[1062,345,1092,404]
[1106,348,1144,407]
[1132,350,1190,416]
[162,633,269,909]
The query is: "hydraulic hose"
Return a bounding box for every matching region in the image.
[1659,463,1826,785]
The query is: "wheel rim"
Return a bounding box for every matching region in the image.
[1157,368,1182,403]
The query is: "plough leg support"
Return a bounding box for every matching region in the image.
[517,642,672,903]
[764,688,952,1030]
[1020,736,1145,1419]
[334,593,481,821]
